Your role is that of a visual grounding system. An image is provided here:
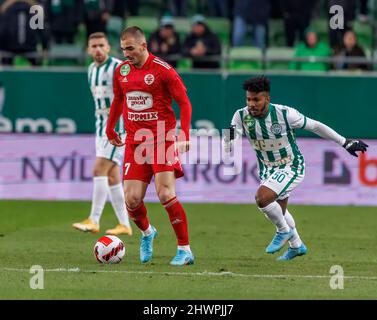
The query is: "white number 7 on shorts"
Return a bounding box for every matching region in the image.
[124,163,131,176]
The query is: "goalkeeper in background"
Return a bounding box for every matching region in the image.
[73,33,132,236]
[224,76,368,260]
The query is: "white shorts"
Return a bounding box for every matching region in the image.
[95,135,125,167]
[261,167,305,200]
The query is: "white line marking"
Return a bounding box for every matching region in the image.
[1,267,377,281]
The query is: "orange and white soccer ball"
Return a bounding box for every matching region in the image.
[94,235,125,264]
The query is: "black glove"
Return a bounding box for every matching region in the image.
[343,139,369,157]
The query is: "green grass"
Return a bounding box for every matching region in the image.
[0,200,377,299]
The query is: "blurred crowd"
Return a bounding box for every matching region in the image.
[0,0,374,71]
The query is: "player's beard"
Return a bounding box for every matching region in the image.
[249,101,268,118]
[95,54,107,65]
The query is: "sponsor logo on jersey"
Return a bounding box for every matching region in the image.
[270,123,283,135]
[128,111,158,121]
[126,91,153,111]
[122,77,128,82]
[120,64,130,76]
[144,74,155,85]
[243,114,255,128]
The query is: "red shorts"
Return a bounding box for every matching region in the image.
[123,140,184,183]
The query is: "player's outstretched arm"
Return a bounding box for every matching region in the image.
[342,139,369,157]
[304,118,368,157]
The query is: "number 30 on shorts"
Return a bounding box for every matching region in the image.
[271,171,287,183]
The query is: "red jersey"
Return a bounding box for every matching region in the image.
[106,53,192,145]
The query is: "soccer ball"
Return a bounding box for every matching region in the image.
[94,235,125,264]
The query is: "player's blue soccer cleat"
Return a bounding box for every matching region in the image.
[140,226,157,263]
[265,229,293,254]
[170,249,194,266]
[277,243,308,261]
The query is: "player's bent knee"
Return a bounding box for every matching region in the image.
[125,194,143,209]
[255,193,274,208]
[157,188,175,204]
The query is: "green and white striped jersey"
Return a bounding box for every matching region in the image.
[88,56,125,137]
[231,103,306,180]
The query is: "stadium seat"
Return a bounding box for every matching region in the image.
[107,16,124,49]
[125,16,158,40]
[353,21,372,49]
[74,23,87,46]
[268,19,286,47]
[173,17,191,41]
[205,17,231,47]
[310,19,328,42]
[266,47,294,70]
[177,58,192,70]
[227,47,263,70]
[13,55,32,67]
[48,43,84,66]
[138,0,165,16]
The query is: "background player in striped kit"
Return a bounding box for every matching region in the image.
[73,33,132,236]
[225,76,368,260]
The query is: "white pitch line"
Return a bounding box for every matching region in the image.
[1,267,377,281]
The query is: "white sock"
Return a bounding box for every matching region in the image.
[89,176,109,225]
[178,245,191,252]
[284,210,302,248]
[259,202,290,233]
[109,183,131,228]
[142,225,153,237]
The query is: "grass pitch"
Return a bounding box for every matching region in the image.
[1,200,377,300]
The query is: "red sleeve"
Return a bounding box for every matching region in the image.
[106,66,124,140]
[165,69,192,142]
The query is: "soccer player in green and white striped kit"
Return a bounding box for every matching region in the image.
[73,33,132,236]
[225,76,368,260]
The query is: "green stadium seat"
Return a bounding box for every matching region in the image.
[364,48,371,59]
[227,47,263,70]
[205,17,231,47]
[173,17,191,41]
[125,16,158,40]
[74,23,87,46]
[48,43,84,66]
[310,19,328,43]
[268,19,286,47]
[177,58,192,70]
[353,21,372,49]
[107,16,124,50]
[266,47,294,70]
[138,0,165,16]
[13,55,32,67]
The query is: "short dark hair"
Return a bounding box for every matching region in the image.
[88,32,108,42]
[243,76,270,93]
[121,26,145,41]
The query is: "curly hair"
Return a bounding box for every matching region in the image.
[242,76,270,93]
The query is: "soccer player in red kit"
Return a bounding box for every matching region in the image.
[106,26,194,266]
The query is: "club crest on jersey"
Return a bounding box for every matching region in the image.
[270,123,282,135]
[244,114,255,128]
[120,64,130,76]
[144,74,155,85]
